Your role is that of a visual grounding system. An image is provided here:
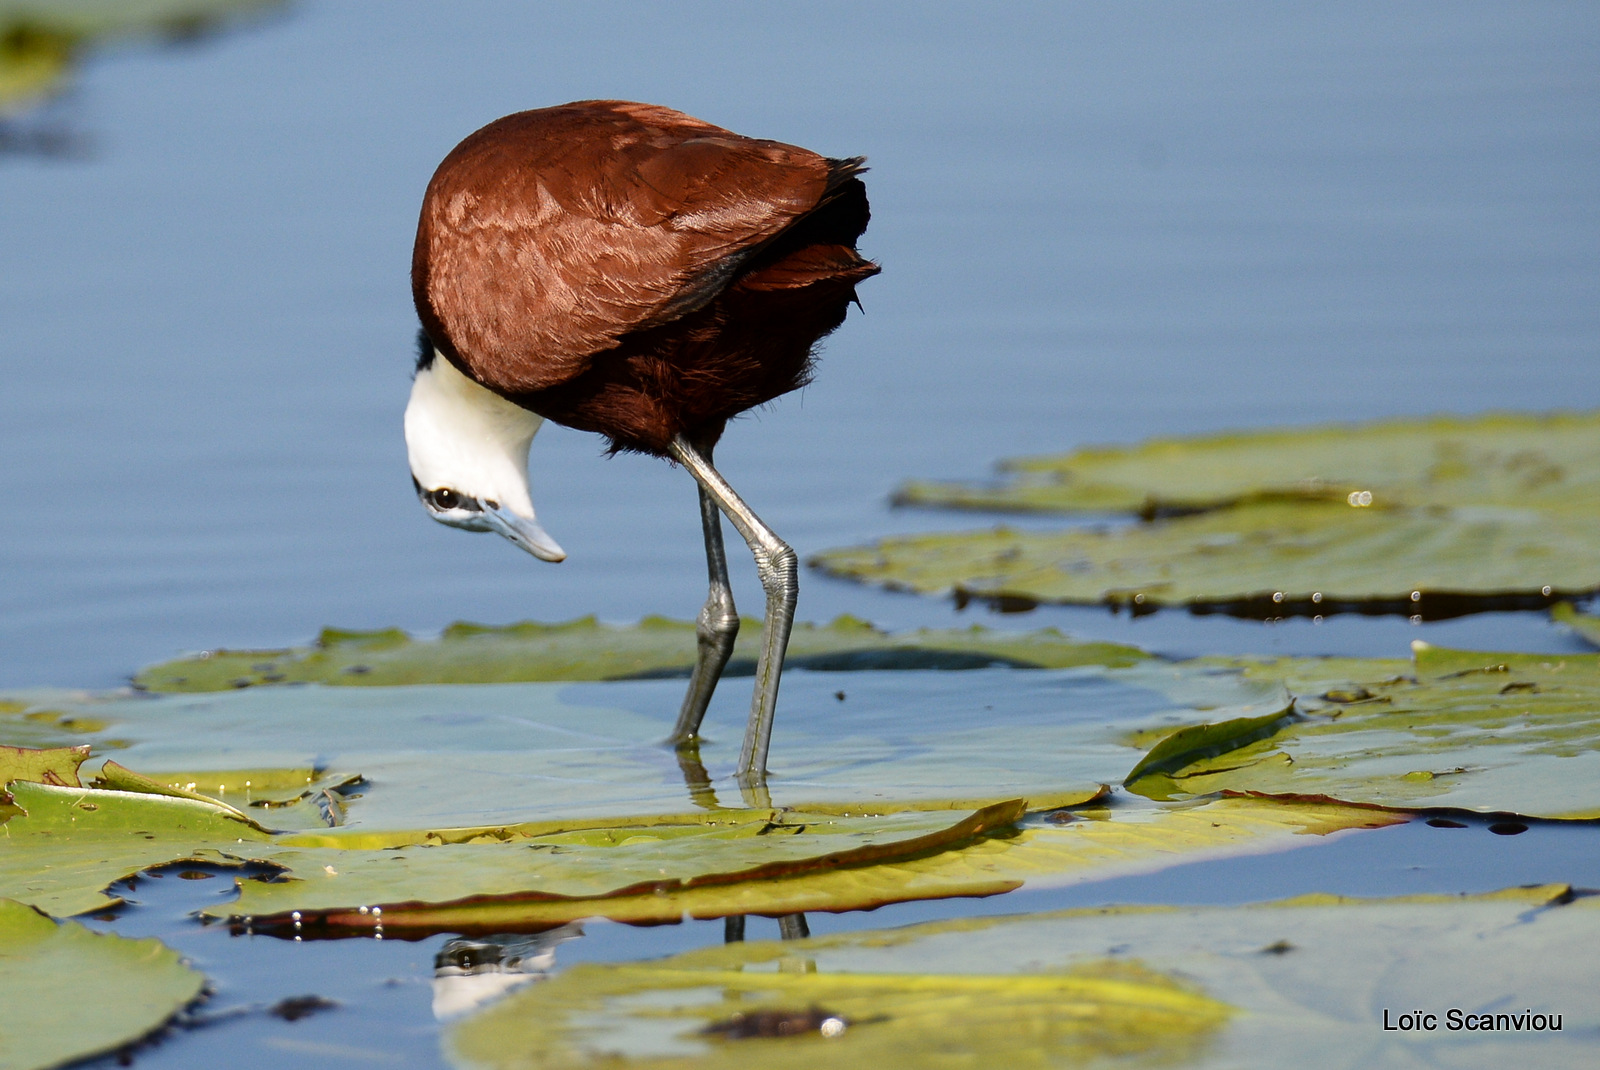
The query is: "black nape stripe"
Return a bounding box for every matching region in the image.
[414,326,436,372]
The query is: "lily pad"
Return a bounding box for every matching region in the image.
[131,617,1147,692]
[895,411,1600,517]
[0,744,88,788]
[0,780,273,916]
[446,885,1595,1069]
[0,898,206,1070]
[812,500,1598,614]
[1125,643,1600,819]
[1553,602,1600,648]
[1,665,1389,923]
[215,795,1394,937]
[13,663,1283,831]
[836,412,1600,612]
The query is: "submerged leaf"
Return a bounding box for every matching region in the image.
[0,899,205,1070]
[1126,643,1600,819]
[131,616,1147,692]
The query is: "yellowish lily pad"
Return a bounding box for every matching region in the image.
[446,884,1597,1070]
[214,796,1395,936]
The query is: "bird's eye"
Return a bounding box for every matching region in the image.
[432,488,461,510]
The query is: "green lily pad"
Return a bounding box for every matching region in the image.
[0,898,206,1070]
[0,780,274,916]
[840,412,1600,611]
[1125,643,1600,819]
[1553,602,1600,647]
[447,885,1595,1069]
[131,617,1147,692]
[2,663,1385,922]
[812,499,1598,613]
[15,660,1285,831]
[895,411,1600,516]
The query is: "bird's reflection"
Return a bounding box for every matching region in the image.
[430,912,814,1018]
[431,924,584,1020]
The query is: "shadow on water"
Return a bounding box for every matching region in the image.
[951,583,1595,622]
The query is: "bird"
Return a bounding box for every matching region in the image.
[403,101,878,788]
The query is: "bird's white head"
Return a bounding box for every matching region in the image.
[404,348,566,562]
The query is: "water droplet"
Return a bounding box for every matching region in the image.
[820,1017,847,1038]
[1410,591,1422,602]
[1311,592,1323,604]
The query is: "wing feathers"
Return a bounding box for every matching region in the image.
[415,101,847,395]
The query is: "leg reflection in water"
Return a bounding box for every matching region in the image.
[724,913,810,943]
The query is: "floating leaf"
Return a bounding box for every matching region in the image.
[0,780,273,916]
[1126,643,1600,819]
[448,953,1230,1069]
[894,411,1600,516]
[839,412,1600,612]
[94,759,268,831]
[445,885,1597,1069]
[1553,602,1600,648]
[0,898,206,1070]
[214,796,1394,937]
[12,664,1263,830]
[812,501,1597,615]
[1,666,1372,921]
[0,744,88,788]
[227,800,1033,937]
[131,617,1147,692]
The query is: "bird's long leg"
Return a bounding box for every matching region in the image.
[668,435,798,788]
[669,440,740,747]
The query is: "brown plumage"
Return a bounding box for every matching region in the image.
[412,99,879,453]
[405,101,878,788]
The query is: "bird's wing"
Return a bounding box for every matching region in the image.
[414,101,834,394]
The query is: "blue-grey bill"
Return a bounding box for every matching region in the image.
[483,505,566,562]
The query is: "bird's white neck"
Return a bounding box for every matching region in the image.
[404,352,544,518]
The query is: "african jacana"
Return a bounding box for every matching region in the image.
[404,101,878,786]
